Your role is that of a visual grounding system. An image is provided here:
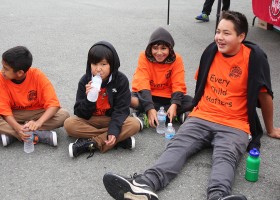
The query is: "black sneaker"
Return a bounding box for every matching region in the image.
[69,138,97,158]
[221,195,247,200]
[116,136,136,150]
[179,111,190,124]
[209,194,248,200]
[103,172,158,200]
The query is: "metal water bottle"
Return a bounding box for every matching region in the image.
[245,148,260,182]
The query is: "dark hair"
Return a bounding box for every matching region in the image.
[219,11,248,40]
[2,46,33,73]
[88,45,113,69]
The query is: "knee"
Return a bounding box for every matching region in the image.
[64,117,77,136]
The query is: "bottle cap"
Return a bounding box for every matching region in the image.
[249,148,260,157]
[167,123,172,127]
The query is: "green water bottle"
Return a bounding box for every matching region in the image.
[245,148,260,182]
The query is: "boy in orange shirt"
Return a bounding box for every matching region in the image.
[0,46,69,147]
[131,27,193,128]
[103,11,280,200]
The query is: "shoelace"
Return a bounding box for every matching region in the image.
[86,143,96,159]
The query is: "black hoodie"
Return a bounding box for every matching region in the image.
[74,41,131,137]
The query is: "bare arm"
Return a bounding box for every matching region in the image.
[258,92,280,139]
[24,107,60,131]
[4,115,29,141]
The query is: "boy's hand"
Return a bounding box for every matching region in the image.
[105,135,116,146]
[17,127,32,141]
[23,120,42,131]
[267,127,280,139]
[167,104,177,123]
[147,109,158,128]
[85,81,92,95]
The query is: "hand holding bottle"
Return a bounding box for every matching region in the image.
[87,73,102,102]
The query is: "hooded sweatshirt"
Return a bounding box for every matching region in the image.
[74,41,131,137]
[132,27,187,112]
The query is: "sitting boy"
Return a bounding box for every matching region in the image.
[64,41,141,158]
[131,27,193,128]
[0,46,69,147]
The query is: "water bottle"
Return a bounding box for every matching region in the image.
[156,107,166,134]
[165,123,175,145]
[24,131,34,153]
[245,148,260,182]
[87,73,102,102]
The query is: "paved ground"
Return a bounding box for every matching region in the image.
[0,0,279,199]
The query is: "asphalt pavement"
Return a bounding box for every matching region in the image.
[0,0,279,199]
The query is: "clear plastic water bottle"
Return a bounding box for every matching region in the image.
[165,123,175,145]
[87,73,102,102]
[245,148,260,182]
[156,107,166,134]
[24,131,34,153]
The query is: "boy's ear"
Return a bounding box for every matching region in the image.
[16,70,25,77]
[239,32,246,42]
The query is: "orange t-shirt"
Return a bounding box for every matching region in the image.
[93,87,111,116]
[190,45,252,134]
[132,52,187,98]
[0,68,60,116]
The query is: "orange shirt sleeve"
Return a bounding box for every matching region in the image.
[36,69,60,109]
[132,52,152,92]
[170,54,187,94]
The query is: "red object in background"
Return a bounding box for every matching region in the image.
[252,0,280,26]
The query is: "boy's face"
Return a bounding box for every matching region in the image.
[215,19,245,56]
[91,59,110,80]
[1,60,21,80]
[151,44,170,63]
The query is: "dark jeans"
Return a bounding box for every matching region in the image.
[202,0,230,15]
[132,93,193,116]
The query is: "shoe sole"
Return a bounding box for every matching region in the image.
[51,131,57,146]
[103,173,158,200]
[130,136,136,149]
[69,143,74,158]
[1,134,8,147]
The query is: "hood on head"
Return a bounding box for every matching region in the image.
[145,27,176,64]
[86,41,120,81]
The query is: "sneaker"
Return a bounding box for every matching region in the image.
[103,172,158,200]
[34,130,57,146]
[221,195,247,200]
[1,134,16,147]
[117,136,136,150]
[209,194,247,200]
[178,111,190,124]
[69,138,97,158]
[195,13,209,22]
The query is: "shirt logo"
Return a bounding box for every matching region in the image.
[229,66,242,79]
[165,70,172,79]
[112,88,117,93]
[28,90,37,101]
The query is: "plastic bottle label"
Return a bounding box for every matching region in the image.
[165,133,175,140]
[158,115,166,121]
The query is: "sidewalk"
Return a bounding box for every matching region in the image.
[0,0,279,199]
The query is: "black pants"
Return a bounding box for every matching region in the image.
[202,0,230,15]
